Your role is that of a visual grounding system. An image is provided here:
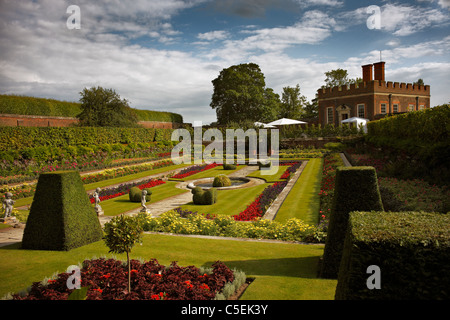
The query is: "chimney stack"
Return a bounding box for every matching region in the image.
[362,64,373,83]
[374,61,385,81]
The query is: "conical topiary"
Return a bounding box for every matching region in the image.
[22,171,103,251]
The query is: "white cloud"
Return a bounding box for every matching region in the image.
[197,30,230,41]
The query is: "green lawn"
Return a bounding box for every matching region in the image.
[179,183,269,216]
[275,158,323,224]
[12,163,190,208]
[99,181,189,216]
[0,233,337,300]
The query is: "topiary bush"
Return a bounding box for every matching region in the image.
[223,164,236,170]
[129,186,152,202]
[191,187,217,205]
[21,171,103,251]
[335,211,450,300]
[213,174,231,187]
[320,166,384,279]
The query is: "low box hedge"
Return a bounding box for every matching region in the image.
[335,211,450,300]
[320,166,384,278]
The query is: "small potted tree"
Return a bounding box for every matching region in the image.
[103,215,143,293]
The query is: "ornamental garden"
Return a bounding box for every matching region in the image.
[0,104,449,300]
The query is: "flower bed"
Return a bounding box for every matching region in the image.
[89,179,165,203]
[279,161,301,179]
[378,177,450,213]
[171,163,219,179]
[12,258,245,300]
[140,211,320,243]
[318,153,344,230]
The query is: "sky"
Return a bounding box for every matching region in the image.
[0,0,449,124]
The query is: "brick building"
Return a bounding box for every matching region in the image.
[317,62,431,127]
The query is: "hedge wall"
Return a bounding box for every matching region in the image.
[320,166,384,279]
[0,126,174,151]
[335,211,450,300]
[0,94,183,123]
[21,171,103,251]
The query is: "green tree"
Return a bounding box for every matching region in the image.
[210,63,279,124]
[77,86,138,127]
[279,84,307,119]
[103,215,143,293]
[303,98,319,121]
[323,69,362,88]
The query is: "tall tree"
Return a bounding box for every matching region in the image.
[77,86,138,127]
[279,84,307,119]
[323,69,363,88]
[210,63,278,124]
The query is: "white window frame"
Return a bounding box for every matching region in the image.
[380,103,387,114]
[357,104,365,118]
[327,107,334,124]
[393,103,399,113]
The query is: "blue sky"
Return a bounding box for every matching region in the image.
[0,0,449,124]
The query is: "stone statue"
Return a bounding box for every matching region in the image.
[2,192,15,220]
[93,188,104,216]
[140,190,150,214]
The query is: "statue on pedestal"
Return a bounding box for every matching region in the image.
[93,188,104,216]
[140,190,151,215]
[2,192,15,222]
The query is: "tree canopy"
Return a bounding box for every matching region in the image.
[77,86,138,127]
[210,63,280,125]
[323,69,362,88]
[278,84,307,120]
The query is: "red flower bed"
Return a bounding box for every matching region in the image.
[171,163,219,179]
[13,258,234,300]
[89,179,165,204]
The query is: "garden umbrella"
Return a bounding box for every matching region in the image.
[341,117,369,133]
[266,118,307,126]
[254,121,276,128]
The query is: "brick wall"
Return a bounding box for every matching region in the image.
[0,114,182,129]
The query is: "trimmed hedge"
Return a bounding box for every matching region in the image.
[0,94,183,123]
[0,126,174,151]
[213,175,231,187]
[320,166,384,278]
[223,164,236,170]
[192,187,217,205]
[335,211,450,300]
[21,171,103,251]
[129,186,152,202]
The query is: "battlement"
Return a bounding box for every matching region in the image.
[317,62,430,100]
[317,80,430,99]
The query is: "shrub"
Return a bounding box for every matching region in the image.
[320,166,384,278]
[223,164,236,170]
[129,186,152,202]
[21,171,103,251]
[191,187,218,205]
[213,174,231,187]
[335,211,450,300]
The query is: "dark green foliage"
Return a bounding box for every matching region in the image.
[21,171,103,251]
[191,187,217,205]
[223,164,236,170]
[0,126,173,152]
[210,63,280,124]
[320,166,383,278]
[335,211,450,300]
[213,175,231,187]
[77,87,139,127]
[0,94,182,123]
[129,187,152,202]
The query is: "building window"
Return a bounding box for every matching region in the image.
[357,104,365,118]
[393,104,399,113]
[327,107,334,124]
[419,105,424,110]
[380,103,387,114]
[408,104,414,112]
